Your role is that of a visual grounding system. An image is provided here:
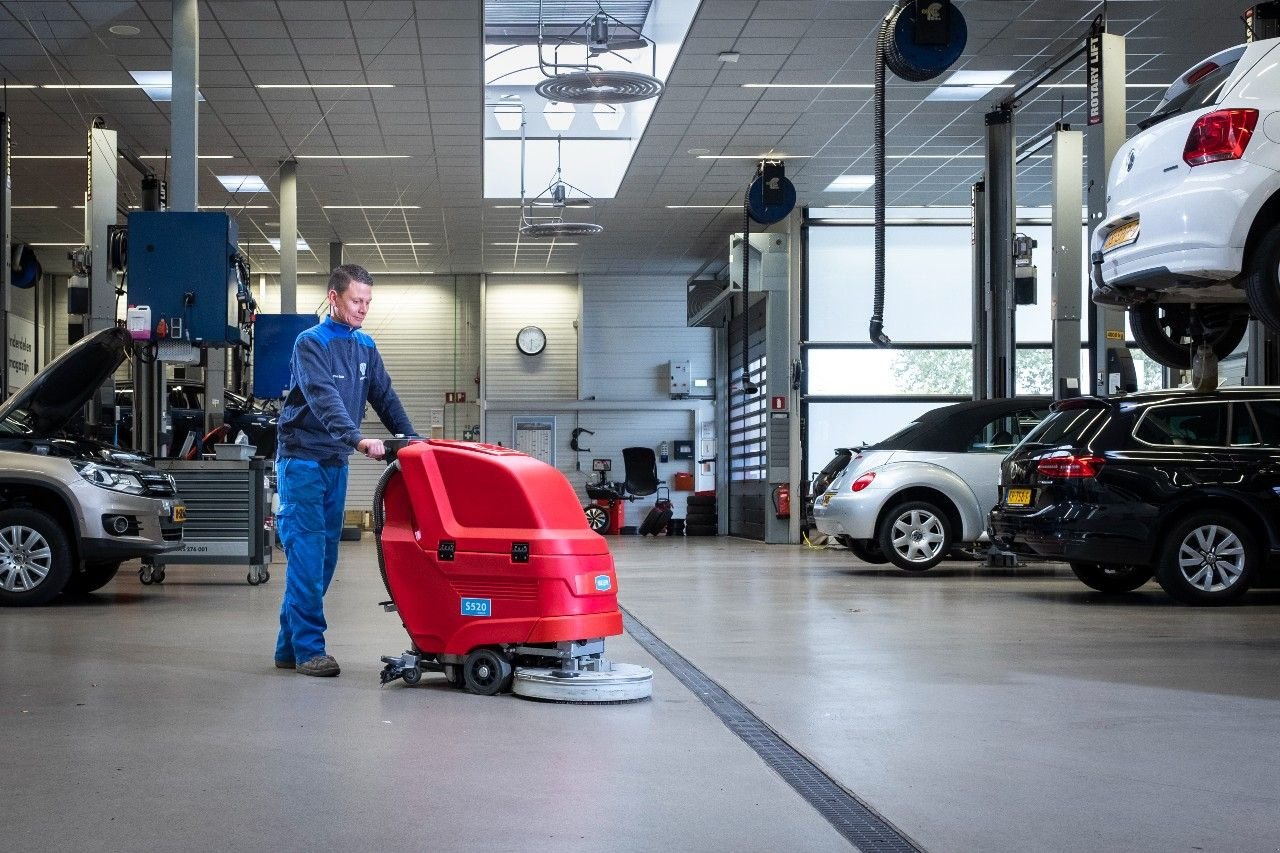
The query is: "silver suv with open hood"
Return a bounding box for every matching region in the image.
[0,326,184,606]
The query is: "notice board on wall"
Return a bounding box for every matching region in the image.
[513,416,555,466]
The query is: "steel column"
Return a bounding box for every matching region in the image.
[1051,129,1084,399]
[280,159,298,314]
[971,180,987,399]
[1,113,10,401]
[1086,32,1127,394]
[170,0,198,212]
[984,107,1016,399]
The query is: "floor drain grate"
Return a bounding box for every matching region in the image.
[623,608,924,853]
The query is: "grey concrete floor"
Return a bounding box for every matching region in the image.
[3,536,1279,853]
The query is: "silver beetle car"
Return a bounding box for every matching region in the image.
[813,398,1050,571]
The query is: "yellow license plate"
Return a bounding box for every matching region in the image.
[172,505,186,523]
[1102,219,1139,252]
[1005,488,1032,507]
[821,492,834,506]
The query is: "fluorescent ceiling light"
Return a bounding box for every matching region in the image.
[259,238,311,252]
[824,175,875,192]
[926,86,993,102]
[12,155,85,159]
[697,154,811,160]
[344,242,432,246]
[142,154,233,160]
[12,205,58,209]
[294,154,411,160]
[28,242,82,246]
[217,175,269,193]
[0,84,37,89]
[256,84,396,89]
[109,24,141,36]
[322,205,420,210]
[42,84,144,89]
[666,204,739,209]
[199,204,270,210]
[943,70,1015,86]
[491,242,578,246]
[129,70,204,102]
[742,83,872,89]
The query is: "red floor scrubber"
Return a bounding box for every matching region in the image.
[374,439,653,702]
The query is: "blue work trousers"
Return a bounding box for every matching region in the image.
[275,457,349,664]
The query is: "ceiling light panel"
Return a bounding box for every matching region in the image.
[217,175,269,193]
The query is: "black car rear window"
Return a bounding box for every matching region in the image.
[1245,400,1280,446]
[1021,407,1107,447]
[1139,59,1239,129]
[1135,403,1228,447]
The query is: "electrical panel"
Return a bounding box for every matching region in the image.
[669,359,690,397]
[252,313,319,399]
[126,211,245,345]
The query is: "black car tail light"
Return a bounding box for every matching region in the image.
[1036,454,1106,478]
[1183,108,1259,167]
[851,472,876,492]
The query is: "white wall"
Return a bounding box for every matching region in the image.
[484,274,579,401]
[580,274,714,400]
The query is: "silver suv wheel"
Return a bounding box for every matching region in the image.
[0,523,53,593]
[0,508,73,607]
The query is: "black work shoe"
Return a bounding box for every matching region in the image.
[274,658,295,670]
[296,655,340,677]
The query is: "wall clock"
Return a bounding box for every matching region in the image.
[516,325,546,356]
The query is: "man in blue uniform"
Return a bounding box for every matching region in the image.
[274,264,415,676]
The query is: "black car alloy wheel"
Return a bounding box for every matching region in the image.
[1156,512,1255,605]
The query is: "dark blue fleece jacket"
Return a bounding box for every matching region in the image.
[276,316,414,464]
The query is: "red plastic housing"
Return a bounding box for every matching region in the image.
[379,440,623,656]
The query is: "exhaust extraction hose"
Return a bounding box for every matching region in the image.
[870,4,895,348]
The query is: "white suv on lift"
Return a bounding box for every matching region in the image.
[1091,37,1280,368]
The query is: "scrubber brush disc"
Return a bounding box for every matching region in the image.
[513,660,653,704]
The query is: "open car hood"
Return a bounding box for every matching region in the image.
[0,326,130,437]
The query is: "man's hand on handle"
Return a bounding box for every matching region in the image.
[357,438,386,460]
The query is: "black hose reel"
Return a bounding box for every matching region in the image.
[872,0,967,347]
[883,1,968,82]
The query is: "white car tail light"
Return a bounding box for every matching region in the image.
[1183,108,1259,167]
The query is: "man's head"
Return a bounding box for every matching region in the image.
[328,264,373,328]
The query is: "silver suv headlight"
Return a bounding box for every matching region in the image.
[72,461,146,495]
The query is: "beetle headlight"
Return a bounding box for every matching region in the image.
[73,461,146,495]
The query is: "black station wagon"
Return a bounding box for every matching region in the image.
[989,388,1280,605]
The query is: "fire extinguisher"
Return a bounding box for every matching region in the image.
[772,484,791,519]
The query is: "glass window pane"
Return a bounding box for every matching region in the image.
[809,349,972,396]
[808,226,974,342]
